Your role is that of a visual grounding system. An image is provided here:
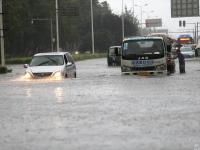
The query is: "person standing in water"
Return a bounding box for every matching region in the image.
[177,49,185,73]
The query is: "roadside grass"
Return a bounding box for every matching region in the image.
[5,53,106,65]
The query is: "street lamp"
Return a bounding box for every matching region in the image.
[122,0,124,40]
[0,0,5,66]
[55,0,60,52]
[31,18,54,52]
[135,3,148,28]
[91,0,95,54]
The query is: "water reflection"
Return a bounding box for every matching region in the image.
[54,87,64,103]
[26,88,32,98]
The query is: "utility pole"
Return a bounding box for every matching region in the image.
[55,0,60,52]
[122,0,124,40]
[0,0,5,66]
[50,19,53,52]
[195,23,197,43]
[133,0,134,17]
[90,0,95,54]
[197,22,199,43]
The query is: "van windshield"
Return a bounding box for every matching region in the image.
[122,39,165,59]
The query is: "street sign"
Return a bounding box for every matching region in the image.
[145,19,162,28]
[171,0,199,17]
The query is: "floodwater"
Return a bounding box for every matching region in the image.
[0,58,200,150]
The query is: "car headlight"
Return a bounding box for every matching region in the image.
[24,72,33,79]
[53,71,63,79]
[156,64,166,70]
[122,66,131,72]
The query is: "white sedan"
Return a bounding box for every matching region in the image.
[24,52,76,79]
[180,47,195,58]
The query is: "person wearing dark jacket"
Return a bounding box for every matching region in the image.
[177,49,185,73]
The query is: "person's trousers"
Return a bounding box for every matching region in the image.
[179,64,185,73]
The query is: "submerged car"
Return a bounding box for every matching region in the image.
[24,52,76,79]
[107,46,121,66]
[180,46,195,58]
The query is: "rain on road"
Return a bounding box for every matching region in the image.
[0,58,200,150]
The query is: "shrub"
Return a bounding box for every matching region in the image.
[6,57,32,64]
[0,66,8,74]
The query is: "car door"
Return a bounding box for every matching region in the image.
[64,54,76,77]
[63,55,71,77]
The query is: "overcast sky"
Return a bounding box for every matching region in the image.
[99,0,200,38]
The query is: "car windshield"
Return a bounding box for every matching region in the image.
[30,55,64,67]
[180,47,193,52]
[109,47,121,55]
[109,48,115,55]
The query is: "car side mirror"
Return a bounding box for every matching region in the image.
[67,62,72,66]
[23,64,29,68]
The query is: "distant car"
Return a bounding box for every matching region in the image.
[24,52,76,79]
[107,46,121,66]
[180,46,195,58]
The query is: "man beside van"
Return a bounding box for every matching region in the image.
[177,48,185,74]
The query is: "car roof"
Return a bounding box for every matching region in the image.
[180,46,192,49]
[123,36,163,41]
[34,52,70,56]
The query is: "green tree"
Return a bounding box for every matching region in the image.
[3,0,139,56]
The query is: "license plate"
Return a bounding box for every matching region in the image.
[132,60,153,65]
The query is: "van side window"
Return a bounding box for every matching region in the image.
[64,55,68,64]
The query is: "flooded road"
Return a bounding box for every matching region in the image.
[0,58,200,150]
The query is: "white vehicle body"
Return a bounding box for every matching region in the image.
[121,37,169,75]
[24,52,76,79]
[180,47,195,58]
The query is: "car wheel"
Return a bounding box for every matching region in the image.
[108,61,111,66]
[65,73,68,78]
[74,72,76,78]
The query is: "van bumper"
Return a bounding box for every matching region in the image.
[121,70,167,76]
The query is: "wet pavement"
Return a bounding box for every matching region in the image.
[0,58,200,150]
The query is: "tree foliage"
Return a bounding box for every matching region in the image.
[2,0,139,56]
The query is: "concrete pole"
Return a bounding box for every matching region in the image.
[140,6,142,28]
[50,19,53,52]
[132,0,134,18]
[55,0,60,52]
[0,0,5,66]
[195,23,197,43]
[197,22,199,43]
[90,0,95,54]
[122,0,124,40]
